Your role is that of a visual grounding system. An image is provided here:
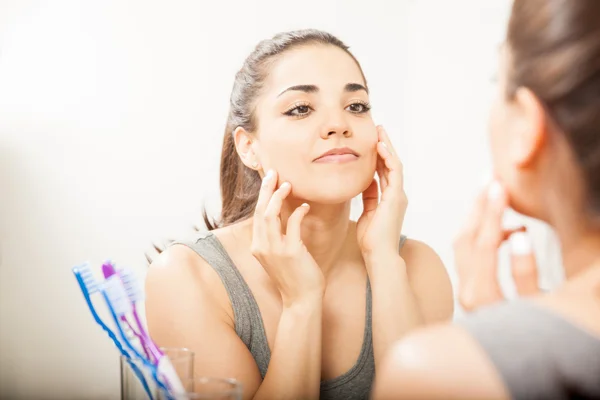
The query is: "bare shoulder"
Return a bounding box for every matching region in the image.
[399,238,444,275]
[145,231,263,396]
[146,238,214,290]
[372,324,510,400]
[400,238,455,322]
[145,236,234,324]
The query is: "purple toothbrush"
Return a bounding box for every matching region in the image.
[101,261,153,362]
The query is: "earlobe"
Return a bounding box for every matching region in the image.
[233,126,261,170]
[513,88,546,167]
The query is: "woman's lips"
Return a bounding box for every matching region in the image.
[313,154,359,163]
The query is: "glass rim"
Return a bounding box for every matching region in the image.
[164,376,243,396]
[159,347,195,359]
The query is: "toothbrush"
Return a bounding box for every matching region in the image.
[100,261,153,362]
[118,267,187,395]
[101,263,172,398]
[72,263,154,400]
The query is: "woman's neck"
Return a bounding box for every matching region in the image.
[559,231,600,280]
[554,211,600,279]
[280,200,354,276]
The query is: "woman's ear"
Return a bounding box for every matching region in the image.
[511,87,547,168]
[233,126,262,171]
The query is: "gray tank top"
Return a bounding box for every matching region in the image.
[173,231,407,400]
[458,299,600,400]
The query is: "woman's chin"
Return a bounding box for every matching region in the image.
[300,185,370,205]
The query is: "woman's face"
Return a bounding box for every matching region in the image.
[249,44,378,204]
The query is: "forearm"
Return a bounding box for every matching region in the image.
[253,295,323,400]
[366,253,424,369]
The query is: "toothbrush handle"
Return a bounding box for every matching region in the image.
[94,316,154,400]
[77,283,155,400]
[131,308,185,397]
[123,358,155,400]
[122,316,154,362]
[102,291,170,397]
[132,306,164,362]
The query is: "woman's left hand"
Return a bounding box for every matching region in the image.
[454,181,540,312]
[357,126,408,260]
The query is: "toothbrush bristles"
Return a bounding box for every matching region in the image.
[104,275,132,316]
[74,263,99,294]
[119,268,144,303]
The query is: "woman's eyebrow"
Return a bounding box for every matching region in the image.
[277,82,368,98]
[277,84,319,97]
[345,83,369,94]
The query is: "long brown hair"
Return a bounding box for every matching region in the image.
[203,29,366,230]
[506,0,600,215]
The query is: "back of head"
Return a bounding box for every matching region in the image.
[506,0,600,217]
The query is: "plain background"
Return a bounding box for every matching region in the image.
[0,0,564,398]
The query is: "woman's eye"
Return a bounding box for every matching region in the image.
[285,105,311,117]
[294,105,310,115]
[347,103,370,113]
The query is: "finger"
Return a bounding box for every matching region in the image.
[509,231,539,296]
[377,140,403,191]
[361,179,379,214]
[263,181,292,244]
[253,169,277,241]
[376,127,403,189]
[254,169,277,217]
[376,156,388,190]
[476,181,508,250]
[286,203,310,244]
[457,181,496,244]
[377,125,398,158]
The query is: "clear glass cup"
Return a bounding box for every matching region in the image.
[157,377,243,400]
[120,347,195,400]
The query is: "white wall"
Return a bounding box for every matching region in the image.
[0,1,562,398]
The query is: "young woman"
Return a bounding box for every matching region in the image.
[145,30,454,399]
[373,1,600,399]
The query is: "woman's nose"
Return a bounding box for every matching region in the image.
[320,113,352,139]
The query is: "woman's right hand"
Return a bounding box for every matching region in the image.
[251,169,325,306]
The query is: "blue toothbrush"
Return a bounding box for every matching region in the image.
[100,262,172,399]
[72,263,155,399]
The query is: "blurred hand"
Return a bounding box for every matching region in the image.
[454,181,540,312]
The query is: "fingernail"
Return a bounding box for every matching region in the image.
[262,170,274,186]
[301,203,309,207]
[510,231,532,255]
[280,182,290,189]
[487,180,504,201]
[379,142,390,156]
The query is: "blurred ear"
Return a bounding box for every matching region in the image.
[233,126,261,170]
[511,88,547,168]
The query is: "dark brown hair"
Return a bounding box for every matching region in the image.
[203,29,366,230]
[506,0,600,215]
